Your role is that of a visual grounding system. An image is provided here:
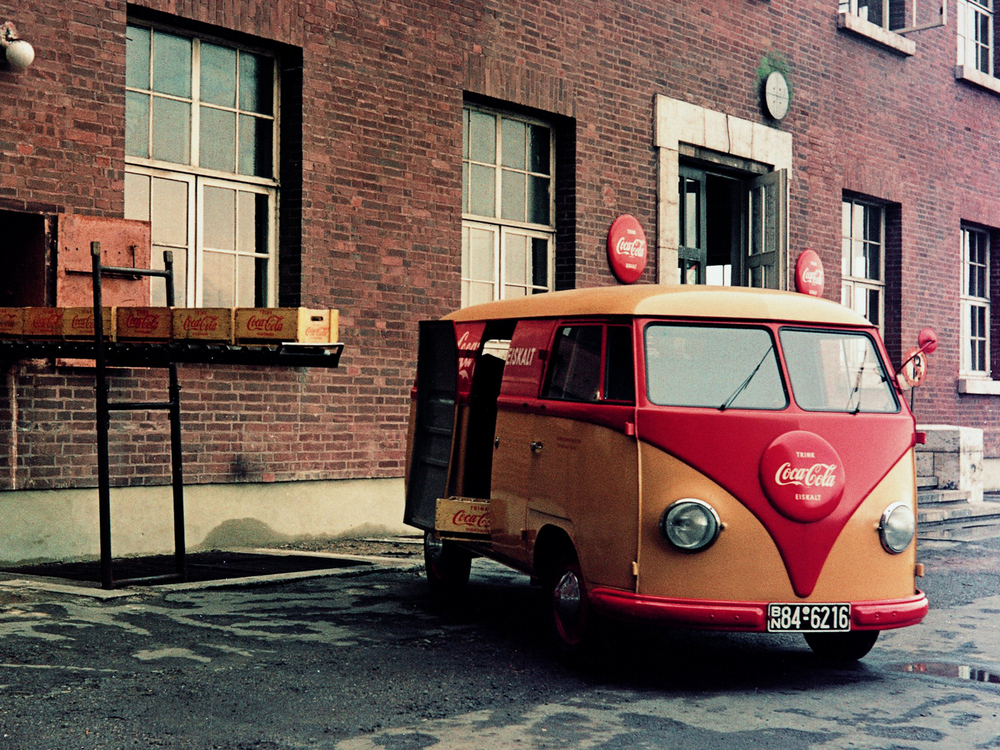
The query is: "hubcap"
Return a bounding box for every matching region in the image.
[553,569,582,625]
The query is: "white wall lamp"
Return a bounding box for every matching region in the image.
[1,22,35,70]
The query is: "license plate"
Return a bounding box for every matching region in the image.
[767,603,851,633]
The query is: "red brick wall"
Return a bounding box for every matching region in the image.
[2,0,1000,491]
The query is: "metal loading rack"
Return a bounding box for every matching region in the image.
[0,242,343,589]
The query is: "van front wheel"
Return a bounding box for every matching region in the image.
[546,556,592,656]
[423,531,472,598]
[804,630,879,662]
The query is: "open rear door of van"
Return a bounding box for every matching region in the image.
[404,320,459,530]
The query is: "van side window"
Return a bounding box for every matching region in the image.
[545,326,603,401]
[605,325,635,402]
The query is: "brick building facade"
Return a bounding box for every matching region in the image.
[0,0,998,561]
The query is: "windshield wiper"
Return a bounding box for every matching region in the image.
[846,348,868,414]
[720,345,773,411]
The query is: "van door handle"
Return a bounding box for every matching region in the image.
[530,441,544,454]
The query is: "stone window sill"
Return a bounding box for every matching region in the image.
[955,65,1000,96]
[958,377,1000,396]
[837,11,916,56]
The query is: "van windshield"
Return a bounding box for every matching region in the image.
[644,324,787,410]
[779,328,899,413]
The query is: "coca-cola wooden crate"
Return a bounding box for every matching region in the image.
[0,308,24,338]
[23,308,66,339]
[116,307,173,341]
[61,307,117,340]
[434,497,491,539]
[173,308,234,342]
[234,308,337,344]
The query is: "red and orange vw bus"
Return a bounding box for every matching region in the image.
[404,285,928,660]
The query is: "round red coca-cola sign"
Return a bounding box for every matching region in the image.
[794,249,825,297]
[607,214,648,284]
[759,431,845,523]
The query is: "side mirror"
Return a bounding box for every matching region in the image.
[917,328,938,355]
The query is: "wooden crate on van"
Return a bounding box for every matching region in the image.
[434,497,491,539]
[116,307,174,341]
[234,308,338,344]
[0,308,24,338]
[173,308,234,342]
[62,307,117,340]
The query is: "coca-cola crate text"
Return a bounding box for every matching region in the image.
[0,308,25,339]
[61,307,117,340]
[116,307,173,341]
[173,308,235,342]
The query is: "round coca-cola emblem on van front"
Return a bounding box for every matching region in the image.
[759,431,845,523]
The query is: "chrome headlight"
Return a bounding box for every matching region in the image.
[879,502,915,554]
[660,499,721,552]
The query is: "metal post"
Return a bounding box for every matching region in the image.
[91,242,114,590]
[163,251,187,581]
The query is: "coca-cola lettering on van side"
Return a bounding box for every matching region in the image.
[759,430,845,523]
[795,249,825,297]
[607,214,648,284]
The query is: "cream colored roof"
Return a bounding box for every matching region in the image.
[444,285,872,326]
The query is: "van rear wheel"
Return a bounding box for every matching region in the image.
[804,630,879,662]
[423,531,472,598]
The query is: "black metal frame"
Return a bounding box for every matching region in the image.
[0,241,343,589]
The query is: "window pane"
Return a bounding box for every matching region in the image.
[529,124,550,174]
[468,164,496,217]
[528,175,550,225]
[462,163,469,214]
[501,119,526,169]
[201,43,237,108]
[202,251,235,307]
[238,192,269,254]
[204,186,236,251]
[469,111,496,163]
[200,108,237,172]
[152,31,191,98]
[645,325,785,410]
[239,115,272,178]
[468,227,494,281]
[237,255,263,306]
[152,98,191,164]
[501,170,525,221]
[240,52,273,115]
[467,281,493,306]
[126,26,151,90]
[151,244,187,307]
[505,234,527,286]
[124,172,150,222]
[546,326,603,401]
[151,178,189,246]
[531,237,548,289]
[605,326,635,402]
[125,92,150,158]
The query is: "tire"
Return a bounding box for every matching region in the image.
[545,554,593,659]
[423,530,472,599]
[804,630,879,662]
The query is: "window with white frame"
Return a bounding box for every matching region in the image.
[841,198,885,330]
[124,23,278,307]
[958,0,994,76]
[838,0,906,30]
[462,105,554,307]
[961,225,991,375]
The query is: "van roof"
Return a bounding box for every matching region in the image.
[444,285,872,326]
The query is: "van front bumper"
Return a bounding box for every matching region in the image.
[588,589,928,632]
